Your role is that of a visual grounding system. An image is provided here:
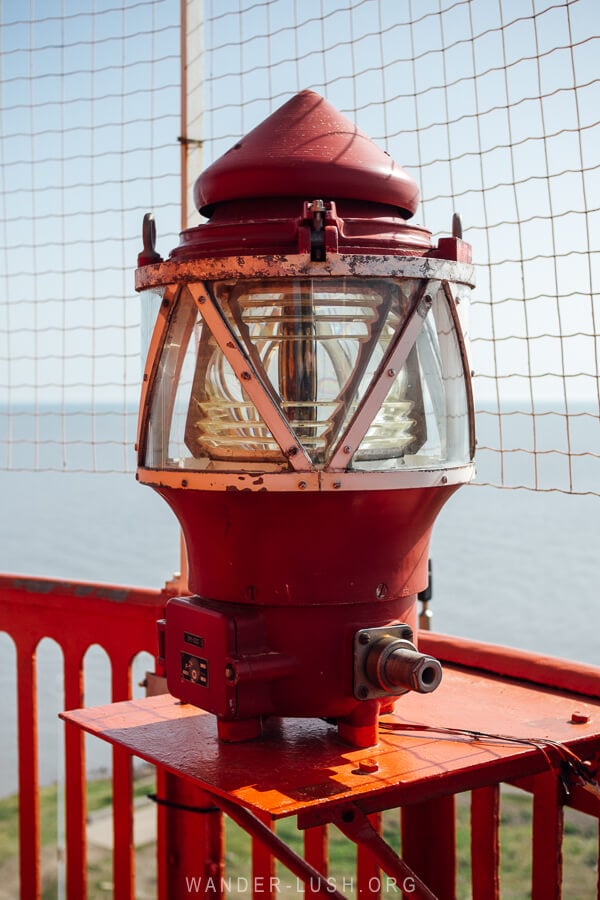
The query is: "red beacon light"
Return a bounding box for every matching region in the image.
[135,91,475,748]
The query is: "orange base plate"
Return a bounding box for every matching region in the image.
[61,662,600,826]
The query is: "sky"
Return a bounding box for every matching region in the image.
[0,0,598,489]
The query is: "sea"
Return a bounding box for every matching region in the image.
[0,407,599,798]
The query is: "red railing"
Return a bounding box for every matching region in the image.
[2,574,599,899]
[0,574,170,898]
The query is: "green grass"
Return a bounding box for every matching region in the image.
[0,779,597,898]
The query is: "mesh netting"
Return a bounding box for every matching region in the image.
[1,0,599,492]
[0,0,181,471]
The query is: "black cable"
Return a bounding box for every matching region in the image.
[147,793,221,814]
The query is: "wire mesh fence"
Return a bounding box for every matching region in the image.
[1,0,598,493]
[0,0,181,472]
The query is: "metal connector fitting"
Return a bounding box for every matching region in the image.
[353,625,443,700]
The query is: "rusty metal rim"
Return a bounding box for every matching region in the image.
[135,254,476,290]
[136,463,476,492]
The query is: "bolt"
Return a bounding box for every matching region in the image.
[298,481,307,490]
[441,475,448,484]
[181,479,188,487]
[240,371,251,381]
[343,445,352,454]
[359,632,370,645]
[375,583,388,599]
[357,685,369,699]
[387,368,396,377]
[287,447,298,457]
[333,480,342,489]
[424,294,433,306]
[357,758,379,774]
[571,711,590,724]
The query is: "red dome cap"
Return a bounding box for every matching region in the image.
[194,90,419,219]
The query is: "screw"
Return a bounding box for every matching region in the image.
[240,371,251,381]
[298,481,307,490]
[357,685,369,699]
[387,368,396,377]
[441,475,448,484]
[181,479,188,487]
[333,480,342,489]
[375,583,388,599]
[358,632,370,645]
[343,445,352,454]
[287,447,298,457]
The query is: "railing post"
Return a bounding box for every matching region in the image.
[470,785,500,899]
[156,770,224,900]
[401,795,456,899]
[63,651,87,900]
[304,824,329,876]
[16,641,40,900]
[531,771,563,900]
[357,813,381,897]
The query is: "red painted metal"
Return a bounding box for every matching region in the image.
[155,485,457,743]
[531,771,564,900]
[304,824,329,878]
[155,772,224,900]
[59,632,600,898]
[157,485,455,607]
[210,793,348,900]
[63,652,86,899]
[420,632,600,699]
[470,786,500,900]
[3,572,600,898]
[0,574,177,900]
[61,656,600,822]
[355,812,382,898]
[172,197,434,259]
[401,797,456,900]
[252,810,276,900]
[16,639,40,900]
[333,805,437,900]
[193,90,420,218]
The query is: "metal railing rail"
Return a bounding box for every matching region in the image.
[2,575,599,899]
